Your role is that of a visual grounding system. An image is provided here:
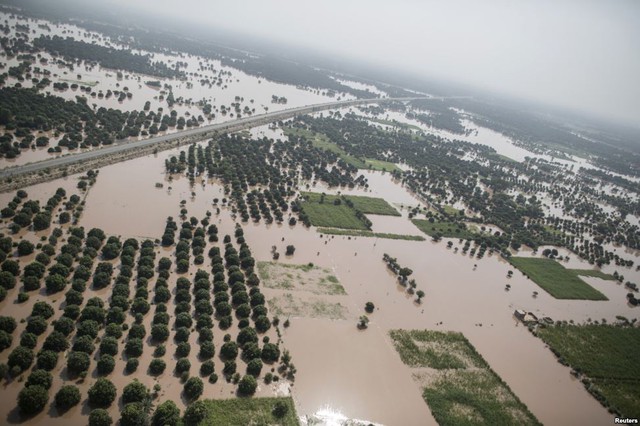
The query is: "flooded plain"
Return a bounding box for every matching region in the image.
[1,109,638,424]
[1,15,638,422]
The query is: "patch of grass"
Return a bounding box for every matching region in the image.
[567,269,616,281]
[509,257,608,300]
[60,78,98,87]
[346,195,400,216]
[412,219,475,239]
[363,158,400,172]
[391,330,540,426]
[536,324,640,417]
[299,192,368,230]
[441,205,461,216]
[317,227,425,241]
[198,397,299,426]
[268,293,348,319]
[390,330,484,369]
[257,261,346,295]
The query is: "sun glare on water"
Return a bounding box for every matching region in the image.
[301,406,384,426]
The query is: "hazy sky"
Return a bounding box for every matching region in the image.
[110,0,640,126]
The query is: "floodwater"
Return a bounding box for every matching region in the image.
[3,115,639,424]
[0,11,355,166]
[1,131,636,424]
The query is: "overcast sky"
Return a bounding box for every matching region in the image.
[109,0,640,126]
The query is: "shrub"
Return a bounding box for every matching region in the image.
[122,379,149,404]
[273,401,289,418]
[120,402,148,426]
[97,354,115,375]
[8,346,34,371]
[238,375,257,395]
[99,337,119,357]
[20,332,37,349]
[18,385,49,415]
[26,369,53,389]
[183,400,208,426]
[152,400,180,426]
[183,376,203,400]
[247,358,263,377]
[55,385,81,412]
[175,342,191,357]
[88,378,117,407]
[73,335,96,354]
[200,360,214,376]
[0,316,17,333]
[125,358,139,374]
[26,315,48,335]
[125,338,144,358]
[89,408,113,426]
[149,359,166,376]
[175,358,191,374]
[36,350,59,371]
[0,330,12,351]
[43,330,69,352]
[261,343,280,363]
[67,351,90,376]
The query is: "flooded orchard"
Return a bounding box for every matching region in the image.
[64,143,631,424]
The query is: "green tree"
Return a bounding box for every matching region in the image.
[120,402,149,426]
[238,375,257,395]
[89,408,113,426]
[88,378,117,407]
[55,385,81,412]
[152,400,180,426]
[8,346,34,371]
[183,376,203,400]
[18,385,49,415]
[26,369,53,389]
[122,379,148,404]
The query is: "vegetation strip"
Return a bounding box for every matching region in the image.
[185,397,300,425]
[509,257,608,300]
[317,228,425,241]
[389,330,541,425]
[535,324,640,418]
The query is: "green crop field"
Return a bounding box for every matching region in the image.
[300,192,399,229]
[536,324,640,417]
[509,257,608,300]
[299,192,368,229]
[567,269,616,280]
[390,330,540,425]
[412,219,475,239]
[345,194,400,216]
[198,397,299,425]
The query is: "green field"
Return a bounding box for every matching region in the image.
[536,325,640,417]
[363,158,400,172]
[412,219,475,239]
[567,269,616,280]
[299,192,369,229]
[345,194,400,216]
[390,330,540,425]
[317,228,425,241]
[509,257,608,300]
[198,397,299,425]
[284,127,399,171]
[300,192,399,229]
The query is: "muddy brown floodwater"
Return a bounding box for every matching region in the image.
[1,138,636,425]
